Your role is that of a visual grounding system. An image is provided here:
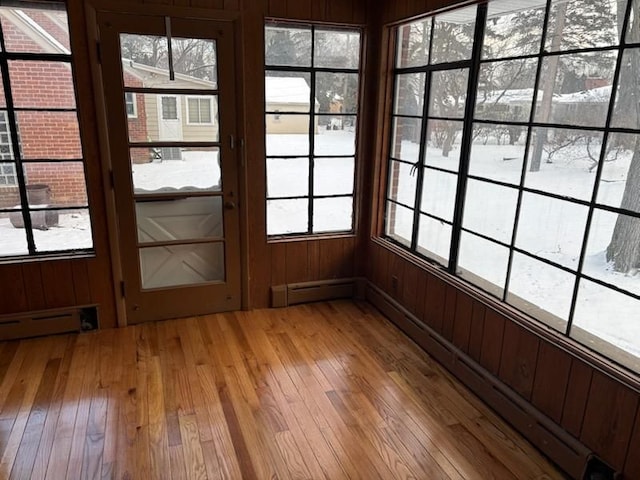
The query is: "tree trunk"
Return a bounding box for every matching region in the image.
[607,1,640,272]
[607,142,640,272]
[530,2,567,172]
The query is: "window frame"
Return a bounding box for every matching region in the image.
[0,4,93,260]
[264,20,363,238]
[125,91,137,118]
[382,0,640,375]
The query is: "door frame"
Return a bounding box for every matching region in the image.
[85,2,248,326]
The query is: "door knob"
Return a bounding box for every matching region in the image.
[224,200,236,210]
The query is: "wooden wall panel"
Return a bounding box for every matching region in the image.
[451,292,472,352]
[441,284,457,341]
[467,300,485,363]
[285,0,311,20]
[20,264,45,312]
[479,308,505,375]
[498,321,540,401]
[400,261,418,315]
[531,343,571,424]
[423,274,445,333]
[561,359,593,438]
[0,265,28,315]
[625,410,640,478]
[580,372,639,471]
[285,242,309,284]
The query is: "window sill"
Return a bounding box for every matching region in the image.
[0,250,96,266]
[268,231,356,244]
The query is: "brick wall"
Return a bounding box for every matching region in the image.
[124,71,151,163]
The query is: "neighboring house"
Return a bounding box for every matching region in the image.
[121,59,219,163]
[265,76,319,134]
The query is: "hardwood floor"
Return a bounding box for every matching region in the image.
[0,300,566,479]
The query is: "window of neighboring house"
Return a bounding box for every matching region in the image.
[161,96,178,120]
[187,97,212,124]
[0,3,93,258]
[0,111,17,185]
[264,21,361,236]
[385,0,640,375]
[125,92,137,118]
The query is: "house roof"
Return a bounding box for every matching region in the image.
[121,59,216,89]
[265,76,313,106]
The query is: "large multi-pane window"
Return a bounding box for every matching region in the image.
[0,3,92,258]
[264,22,361,236]
[386,0,640,374]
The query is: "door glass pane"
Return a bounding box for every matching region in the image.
[315,116,356,156]
[316,72,359,114]
[136,197,224,243]
[315,158,354,196]
[121,34,218,89]
[267,157,309,198]
[127,94,219,143]
[265,73,311,113]
[313,197,353,233]
[266,115,310,156]
[265,24,312,68]
[130,147,221,194]
[267,199,308,235]
[140,242,225,289]
[314,29,360,69]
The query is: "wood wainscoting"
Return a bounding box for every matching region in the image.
[0,300,564,479]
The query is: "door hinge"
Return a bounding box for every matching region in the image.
[96,41,101,64]
[120,281,125,297]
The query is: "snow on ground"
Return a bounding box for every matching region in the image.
[390,135,640,361]
[0,210,92,255]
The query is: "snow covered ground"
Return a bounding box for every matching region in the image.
[1,128,638,368]
[390,133,640,364]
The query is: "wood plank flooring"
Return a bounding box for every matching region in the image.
[0,300,566,479]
